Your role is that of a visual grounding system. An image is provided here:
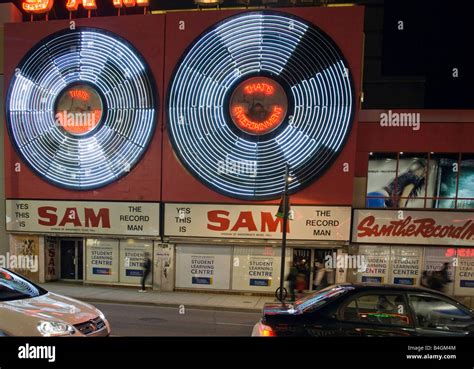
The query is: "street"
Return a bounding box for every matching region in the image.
[93,302,261,336]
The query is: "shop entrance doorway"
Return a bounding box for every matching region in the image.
[292,248,338,292]
[60,239,83,281]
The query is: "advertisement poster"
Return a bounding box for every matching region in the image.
[119,240,153,285]
[175,245,231,290]
[454,248,474,296]
[357,245,390,284]
[165,204,351,241]
[8,234,41,282]
[154,243,174,291]
[390,247,422,286]
[366,157,437,208]
[6,200,160,237]
[86,239,119,283]
[457,158,474,209]
[423,247,455,295]
[44,236,59,281]
[352,209,474,246]
[232,246,288,292]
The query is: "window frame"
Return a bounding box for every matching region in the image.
[407,293,474,331]
[337,291,416,329]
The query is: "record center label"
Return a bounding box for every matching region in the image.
[55,84,103,136]
[229,77,287,135]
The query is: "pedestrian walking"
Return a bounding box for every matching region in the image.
[139,252,152,293]
[286,263,298,302]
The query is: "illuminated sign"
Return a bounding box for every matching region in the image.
[55,84,103,136]
[229,76,287,135]
[22,0,148,14]
[6,29,156,190]
[22,0,54,14]
[168,12,354,200]
[113,0,149,7]
[65,0,97,11]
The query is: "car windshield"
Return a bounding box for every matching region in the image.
[0,269,47,302]
[294,285,352,312]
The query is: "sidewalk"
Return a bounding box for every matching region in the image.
[39,282,276,312]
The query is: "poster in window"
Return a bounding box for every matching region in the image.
[390,247,422,286]
[119,240,152,285]
[454,248,474,296]
[175,245,231,290]
[232,246,290,292]
[366,157,437,208]
[86,238,119,283]
[457,158,474,209]
[423,247,455,295]
[356,245,390,284]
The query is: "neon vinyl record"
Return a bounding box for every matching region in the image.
[167,11,355,200]
[6,28,156,190]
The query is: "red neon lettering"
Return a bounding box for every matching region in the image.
[207,210,230,231]
[66,0,97,11]
[68,89,90,101]
[244,82,275,96]
[113,0,149,7]
[22,0,54,13]
[232,105,283,134]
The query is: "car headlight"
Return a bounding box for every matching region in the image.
[98,310,106,322]
[37,321,76,337]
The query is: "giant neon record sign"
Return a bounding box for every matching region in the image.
[168,12,355,200]
[6,28,156,190]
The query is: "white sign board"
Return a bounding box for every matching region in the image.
[85,239,119,283]
[165,204,351,241]
[6,200,160,237]
[175,245,231,290]
[352,210,474,246]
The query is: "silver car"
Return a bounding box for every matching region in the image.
[0,268,111,337]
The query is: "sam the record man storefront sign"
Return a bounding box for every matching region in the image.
[165,204,351,241]
[6,200,160,237]
[352,209,474,296]
[166,203,351,292]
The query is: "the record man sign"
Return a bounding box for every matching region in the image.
[6,200,160,237]
[165,203,351,241]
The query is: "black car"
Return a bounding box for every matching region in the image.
[252,283,474,337]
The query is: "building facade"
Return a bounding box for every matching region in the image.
[2,4,473,305]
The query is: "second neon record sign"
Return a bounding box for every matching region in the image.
[167,12,355,200]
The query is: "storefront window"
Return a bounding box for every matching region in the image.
[366,152,474,209]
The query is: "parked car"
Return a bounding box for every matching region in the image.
[252,283,474,337]
[0,268,110,337]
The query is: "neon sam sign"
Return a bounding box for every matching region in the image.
[22,0,149,14]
